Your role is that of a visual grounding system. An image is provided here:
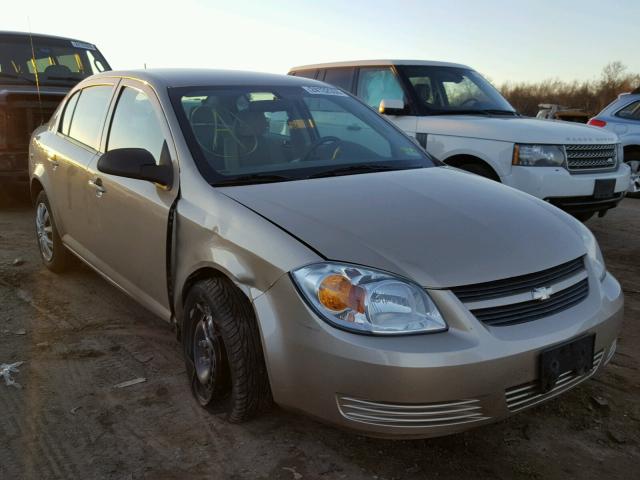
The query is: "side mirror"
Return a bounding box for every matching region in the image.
[97,148,173,187]
[378,98,405,115]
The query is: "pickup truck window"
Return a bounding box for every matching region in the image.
[0,35,110,87]
[67,85,113,150]
[107,86,166,164]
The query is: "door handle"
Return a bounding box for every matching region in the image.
[88,178,106,198]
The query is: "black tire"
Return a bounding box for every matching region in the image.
[572,211,595,222]
[182,277,271,422]
[34,190,73,272]
[458,162,500,182]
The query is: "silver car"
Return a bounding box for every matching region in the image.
[29,69,623,439]
[589,88,640,196]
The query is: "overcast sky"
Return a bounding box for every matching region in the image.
[2,0,639,84]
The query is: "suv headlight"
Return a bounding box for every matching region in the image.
[291,262,447,335]
[513,144,566,167]
[579,226,606,281]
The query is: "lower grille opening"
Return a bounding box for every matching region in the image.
[336,396,489,429]
[505,350,603,412]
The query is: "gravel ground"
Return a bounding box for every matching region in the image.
[0,189,638,480]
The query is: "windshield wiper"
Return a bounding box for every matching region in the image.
[307,164,401,179]
[213,173,294,186]
[44,76,83,82]
[0,72,36,84]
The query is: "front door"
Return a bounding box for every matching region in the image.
[85,79,179,320]
[355,66,419,136]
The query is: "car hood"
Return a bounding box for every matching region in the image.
[419,115,619,144]
[220,167,587,288]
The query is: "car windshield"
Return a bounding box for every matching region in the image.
[397,65,517,115]
[172,84,437,186]
[0,35,110,87]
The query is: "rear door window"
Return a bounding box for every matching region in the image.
[292,69,318,79]
[66,85,113,150]
[322,68,355,92]
[617,100,640,120]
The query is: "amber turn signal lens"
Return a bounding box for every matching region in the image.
[318,274,365,314]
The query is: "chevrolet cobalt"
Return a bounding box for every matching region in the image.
[29,70,623,438]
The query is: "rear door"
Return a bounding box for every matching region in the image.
[43,81,117,254]
[84,79,179,320]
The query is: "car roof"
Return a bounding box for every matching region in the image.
[0,30,95,44]
[289,59,472,72]
[90,68,328,88]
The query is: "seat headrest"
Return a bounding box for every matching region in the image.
[44,64,73,77]
[414,83,431,102]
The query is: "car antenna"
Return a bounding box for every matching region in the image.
[27,17,44,123]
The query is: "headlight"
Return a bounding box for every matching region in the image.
[579,226,606,281]
[291,263,447,335]
[513,144,566,167]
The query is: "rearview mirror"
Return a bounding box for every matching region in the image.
[98,148,173,187]
[378,98,405,115]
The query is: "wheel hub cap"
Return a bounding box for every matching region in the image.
[192,304,216,385]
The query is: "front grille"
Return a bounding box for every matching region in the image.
[451,257,584,303]
[565,144,617,172]
[471,278,589,326]
[505,350,603,412]
[336,396,489,429]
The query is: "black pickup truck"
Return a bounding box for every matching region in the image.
[0,31,111,186]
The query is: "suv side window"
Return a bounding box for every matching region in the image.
[60,90,81,136]
[617,100,640,120]
[356,67,405,109]
[67,85,113,150]
[107,86,166,164]
[292,69,318,79]
[323,68,355,92]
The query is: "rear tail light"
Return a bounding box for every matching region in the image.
[588,118,607,127]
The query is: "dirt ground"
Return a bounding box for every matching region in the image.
[0,189,638,480]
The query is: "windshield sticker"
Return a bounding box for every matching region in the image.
[70,41,96,50]
[302,86,348,97]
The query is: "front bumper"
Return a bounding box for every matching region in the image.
[503,164,631,213]
[253,271,623,439]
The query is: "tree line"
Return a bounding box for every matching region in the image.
[499,62,640,117]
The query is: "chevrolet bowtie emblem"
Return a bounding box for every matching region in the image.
[532,287,552,301]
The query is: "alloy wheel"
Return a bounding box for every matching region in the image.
[628,160,640,193]
[36,202,54,262]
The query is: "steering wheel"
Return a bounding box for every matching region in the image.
[301,136,342,162]
[461,97,480,107]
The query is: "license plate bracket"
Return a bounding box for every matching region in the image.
[539,334,595,393]
[593,179,616,199]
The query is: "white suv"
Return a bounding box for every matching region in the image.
[289,60,631,221]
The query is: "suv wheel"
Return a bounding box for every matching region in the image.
[626,156,639,198]
[183,277,271,422]
[34,191,73,272]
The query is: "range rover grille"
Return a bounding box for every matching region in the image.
[565,144,617,171]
